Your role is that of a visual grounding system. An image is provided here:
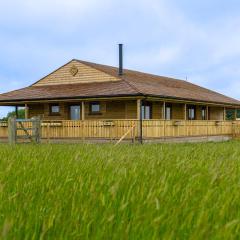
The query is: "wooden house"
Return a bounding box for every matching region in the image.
[0,45,240,142]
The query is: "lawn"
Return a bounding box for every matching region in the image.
[1,141,240,239]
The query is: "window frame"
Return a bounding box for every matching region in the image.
[236,109,240,119]
[49,104,60,116]
[187,105,196,120]
[165,103,172,120]
[201,106,207,120]
[70,105,81,120]
[226,109,235,120]
[89,102,101,115]
[141,102,152,120]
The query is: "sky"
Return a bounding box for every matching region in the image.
[0,0,240,117]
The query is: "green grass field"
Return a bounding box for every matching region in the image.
[1,141,240,239]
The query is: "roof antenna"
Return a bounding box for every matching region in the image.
[118,44,123,76]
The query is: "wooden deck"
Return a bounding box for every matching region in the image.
[0,120,240,142]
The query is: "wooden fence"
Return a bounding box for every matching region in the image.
[8,118,41,144]
[0,119,240,141]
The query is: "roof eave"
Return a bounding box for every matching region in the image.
[0,93,239,107]
[0,93,144,105]
[145,94,240,107]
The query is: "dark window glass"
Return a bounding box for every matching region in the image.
[165,104,172,120]
[141,102,152,119]
[188,106,196,120]
[236,109,240,119]
[50,104,60,115]
[70,105,81,120]
[201,107,207,120]
[226,109,235,120]
[90,102,100,113]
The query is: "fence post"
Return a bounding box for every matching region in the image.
[82,120,85,142]
[132,122,136,143]
[8,117,16,144]
[32,117,41,143]
[207,120,209,140]
[47,123,50,143]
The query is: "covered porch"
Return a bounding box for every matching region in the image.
[0,97,240,143]
[9,97,239,121]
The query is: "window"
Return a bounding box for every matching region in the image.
[70,105,81,120]
[50,104,60,115]
[237,109,240,119]
[89,102,100,114]
[165,104,172,120]
[201,107,207,120]
[141,102,152,119]
[188,105,196,120]
[226,109,235,120]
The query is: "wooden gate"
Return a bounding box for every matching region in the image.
[8,117,41,144]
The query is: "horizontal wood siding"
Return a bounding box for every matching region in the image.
[172,103,185,120]
[85,101,137,120]
[28,101,226,122]
[29,104,44,118]
[85,102,107,120]
[196,105,203,120]
[33,60,119,86]
[209,107,224,120]
[152,102,163,119]
[125,101,137,119]
[29,101,138,120]
[29,103,68,120]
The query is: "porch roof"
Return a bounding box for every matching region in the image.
[0,59,240,106]
[0,81,139,104]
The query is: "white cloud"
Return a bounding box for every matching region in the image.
[0,0,109,19]
[0,0,240,113]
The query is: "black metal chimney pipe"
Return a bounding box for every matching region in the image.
[118,44,123,76]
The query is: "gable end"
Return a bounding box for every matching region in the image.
[32,60,120,86]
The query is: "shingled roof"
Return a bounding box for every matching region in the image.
[0,59,239,106]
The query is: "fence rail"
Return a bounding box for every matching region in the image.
[0,119,240,141]
[41,120,137,140]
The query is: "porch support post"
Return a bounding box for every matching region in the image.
[137,99,141,120]
[81,102,85,120]
[184,104,187,120]
[81,101,85,142]
[25,104,29,119]
[162,101,166,119]
[15,106,18,119]
[235,108,237,120]
[137,99,143,144]
[223,107,226,121]
[206,106,209,120]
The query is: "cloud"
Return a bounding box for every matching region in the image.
[0,0,109,21]
[1,0,240,117]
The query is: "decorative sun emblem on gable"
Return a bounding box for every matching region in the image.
[70,65,78,76]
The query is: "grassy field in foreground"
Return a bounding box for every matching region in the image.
[1,142,240,239]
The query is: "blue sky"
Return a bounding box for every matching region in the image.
[1,0,240,117]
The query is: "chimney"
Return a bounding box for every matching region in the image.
[118,44,123,76]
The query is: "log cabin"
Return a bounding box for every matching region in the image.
[0,45,240,142]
